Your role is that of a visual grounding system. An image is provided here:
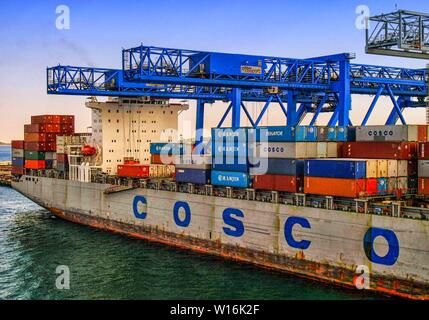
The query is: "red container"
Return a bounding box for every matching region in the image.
[343,142,417,160]
[60,115,75,124]
[52,115,61,124]
[11,140,24,149]
[11,166,25,175]
[418,178,429,196]
[253,175,275,190]
[24,123,61,133]
[24,142,56,152]
[253,174,302,193]
[151,154,173,165]
[418,125,428,142]
[31,115,54,124]
[24,133,57,142]
[25,160,45,169]
[304,177,366,198]
[366,178,378,195]
[419,142,429,160]
[57,154,68,163]
[117,164,150,178]
[60,123,75,134]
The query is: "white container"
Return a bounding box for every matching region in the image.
[397,160,409,176]
[397,177,408,192]
[255,142,317,159]
[387,160,398,177]
[376,160,388,178]
[56,146,65,154]
[388,178,397,192]
[12,149,24,158]
[56,136,65,146]
[418,160,429,178]
[355,125,418,142]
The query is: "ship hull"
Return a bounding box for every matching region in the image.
[12,176,429,299]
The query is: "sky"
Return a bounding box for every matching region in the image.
[0,0,428,142]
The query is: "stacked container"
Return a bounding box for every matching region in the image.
[418,142,429,195]
[342,125,421,196]
[24,115,75,171]
[211,128,252,188]
[175,154,212,185]
[11,140,25,175]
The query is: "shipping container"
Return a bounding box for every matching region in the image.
[254,142,318,159]
[45,152,56,160]
[212,156,249,172]
[150,143,191,155]
[366,178,378,195]
[24,132,57,142]
[304,177,366,198]
[253,174,302,193]
[326,126,348,142]
[12,149,24,158]
[397,177,408,193]
[31,115,54,124]
[386,160,398,177]
[12,157,24,167]
[355,125,422,142]
[409,177,418,194]
[419,125,428,142]
[251,158,304,176]
[60,115,75,124]
[45,160,54,169]
[24,142,56,152]
[151,154,174,165]
[418,178,429,195]
[11,166,25,175]
[60,124,75,134]
[376,160,388,178]
[418,160,429,178]
[25,160,45,170]
[24,123,61,133]
[212,141,249,158]
[387,178,398,193]
[175,168,211,184]
[317,127,328,141]
[343,142,416,160]
[377,178,388,194]
[316,142,339,158]
[11,140,24,149]
[419,142,429,160]
[211,170,251,188]
[24,151,45,160]
[117,164,150,178]
[212,127,250,142]
[304,159,366,179]
[347,127,356,142]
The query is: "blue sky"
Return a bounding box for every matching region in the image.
[0,0,428,141]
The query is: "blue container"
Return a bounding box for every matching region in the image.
[252,158,304,176]
[305,126,318,141]
[256,126,295,142]
[211,170,251,188]
[212,157,249,172]
[45,159,54,169]
[12,157,24,167]
[377,178,388,194]
[294,126,307,141]
[175,168,211,184]
[150,143,188,155]
[212,128,249,142]
[304,159,366,179]
[326,127,337,141]
[347,127,356,141]
[212,141,248,158]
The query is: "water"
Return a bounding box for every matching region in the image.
[0,147,383,300]
[0,145,11,162]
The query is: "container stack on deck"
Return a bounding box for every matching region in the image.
[23,115,75,171]
[11,140,25,175]
[418,141,429,195]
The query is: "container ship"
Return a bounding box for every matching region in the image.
[9,25,429,299]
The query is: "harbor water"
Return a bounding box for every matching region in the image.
[0,146,383,300]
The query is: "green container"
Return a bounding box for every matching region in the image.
[24,151,45,160]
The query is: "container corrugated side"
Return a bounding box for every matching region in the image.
[12,149,24,158]
[24,151,45,160]
[355,125,418,142]
[211,170,251,188]
[175,168,211,184]
[343,142,416,160]
[254,142,317,159]
[304,159,366,179]
[253,174,302,193]
[11,140,24,149]
[418,160,429,178]
[12,157,24,167]
[251,158,304,176]
[212,157,249,172]
[304,177,366,197]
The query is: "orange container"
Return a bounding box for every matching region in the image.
[418,125,428,142]
[151,154,173,165]
[25,160,45,170]
[304,177,366,198]
[418,178,429,196]
[117,165,150,178]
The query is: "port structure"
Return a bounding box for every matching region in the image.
[366,10,429,59]
[47,44,428,145]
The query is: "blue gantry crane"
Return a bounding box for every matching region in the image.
[47,44,428,146]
